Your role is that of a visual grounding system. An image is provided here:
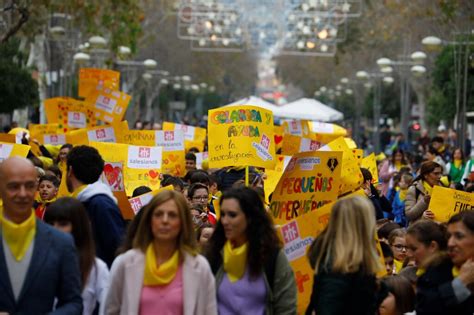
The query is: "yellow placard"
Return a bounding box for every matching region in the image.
[282,134,323,156]
[207,106,276,169]
[264,155,292,203]
[0,142,31,161]
[269,151,342,225]
[429,186,474,222]
[0,134,16,143]
[319,137,363,195]
[361,153,379,183]
[128,185,174,215]
[281,119,311,137]
[66,125,119,146]
[274,125,284,153]
[85,85,130,124]
[162,122,207,143]
[117,130,156,146]
[78,68,120,99]
[45,98,98,132]
[90,142,162,197]
[29,123,61,142]
[185,139,205,153]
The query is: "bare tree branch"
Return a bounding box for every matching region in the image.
[1,4,29,44]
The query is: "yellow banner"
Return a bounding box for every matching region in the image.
[269,151,342,225]
[282,134,323,156]
[29,123,61,142]
[78,68,120,99]
[281,119,311,137]
[45,98,98,132]
[90,142,163,197]
[319,137,363,195]
[361,153,379,183]
[429,186,474,222]
[274,125,284,153]
[66,125,119,146]
[207,106,276,169]
[0,142,31,161]
[162,122,207,142]
[85,85,130,124]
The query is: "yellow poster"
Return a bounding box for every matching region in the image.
[117,130,155,146]
[163,122,207,142]
[85,85,130,124]
[281,119,311,137]
[269,151,342,225]
[0,134,16,143]
[429,186,474,222]
[319,137,363,196]
[264,155,292,203]
[66,125,118,146]
[207,106,276,169]
[29,123,61,142]
[45,98,98,133]
[274,125,284,153]
[128,185,174,215]
[78,68,120,99]
[361,153,379,183]
[0,142,31,161]
[282,134,323,156]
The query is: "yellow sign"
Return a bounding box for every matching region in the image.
[128,186,174,215]
[29,123,61,142]
[274,125,284,153]
[117,130,156,146]
[429,186,474,222]
[162,122,207,142]
[361,153,379,183]
[269,151,342,225]
[281,119,311,137]
[45,97,98,132]
[66,125,119,146]
[319,137,363,195]
[78,68,120,99]
[264,155,292,203]
[282,134,323,156]
[85,85,130,124]
[90,142,163,197]
[0,142,31,161]
[207,106,276,169]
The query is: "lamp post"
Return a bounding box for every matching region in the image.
[376,49,427,143]
[422,34,473,149]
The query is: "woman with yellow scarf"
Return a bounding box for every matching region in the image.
[205,187,297,315]
[102,190,217,315]
[414,211,474,313]
[447,148,470,184]
[405,161,443,224]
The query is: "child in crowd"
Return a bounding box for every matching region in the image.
[34,174,59,220]
[387,173,413,227]
[388,229,407,274]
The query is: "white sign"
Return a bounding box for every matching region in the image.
[299,138,322,152]
[0,143,13,162]
[310,122,334,134]
[43,134,66,145]
[87,127,116,143]
[286,119,303,136]
[155,130,185,152]
[174,123,196,141]
[68,111,87,128]
[127,146,162,169]
[195,152,209,169]
[95,95,117,113]
[129,192,154,214]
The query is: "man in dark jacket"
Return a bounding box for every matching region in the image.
[66,145,125,267]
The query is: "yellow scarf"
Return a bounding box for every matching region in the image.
[394,161,402,171]
[223,240,248,283]
[394,259,404,274]
[143,244,180,286]
[72,185,88,199]
[0,209,36,261]
[398,187,408,201]
[453,159,462,168]
[422,180,433,195]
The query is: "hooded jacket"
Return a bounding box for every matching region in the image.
[77,181,125,268]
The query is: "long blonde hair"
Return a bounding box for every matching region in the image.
[133,190,198,256]
[308,196,382,275]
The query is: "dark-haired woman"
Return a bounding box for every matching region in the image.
[205,187,296,314]
[379,275,415,315]
[405,161,443,223]
[415,211,474,314]
[44,197,109,315]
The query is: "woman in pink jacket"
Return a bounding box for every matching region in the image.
[102,190,217,315]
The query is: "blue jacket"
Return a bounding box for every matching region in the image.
[386,188,407,227]
[82,194,125,268]
[0,219,83,314]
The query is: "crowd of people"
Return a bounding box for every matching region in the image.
[0,121,473,315]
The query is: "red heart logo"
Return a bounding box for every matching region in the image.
[274,135,283,144]
[149,170,159,179]
[278,156,284,162]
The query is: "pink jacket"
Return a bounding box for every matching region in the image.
[101,249,217,315]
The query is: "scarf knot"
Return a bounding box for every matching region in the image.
[223,241,248,283]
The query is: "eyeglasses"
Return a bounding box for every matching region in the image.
[192,196,208,201]
[392,244,407,251]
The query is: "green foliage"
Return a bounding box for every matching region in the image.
[363,83,401,120]
[427,41,474,126]
[0,39,39,113]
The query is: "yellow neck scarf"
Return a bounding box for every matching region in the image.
[422,180,433,195]
[394,259,404,274]
[1,209,36,261]
[394,161,402,171]
[454,159,462,168]
[399,188,408,201]
[72,185,88,199]
[223,240,248,283]
[143,244,180,286]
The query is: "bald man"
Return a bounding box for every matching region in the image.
[0,157,82,314]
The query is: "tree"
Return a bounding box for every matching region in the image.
[0,38,39,113]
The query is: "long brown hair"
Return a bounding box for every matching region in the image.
[44,197,95,289]
[133,190,198,256]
